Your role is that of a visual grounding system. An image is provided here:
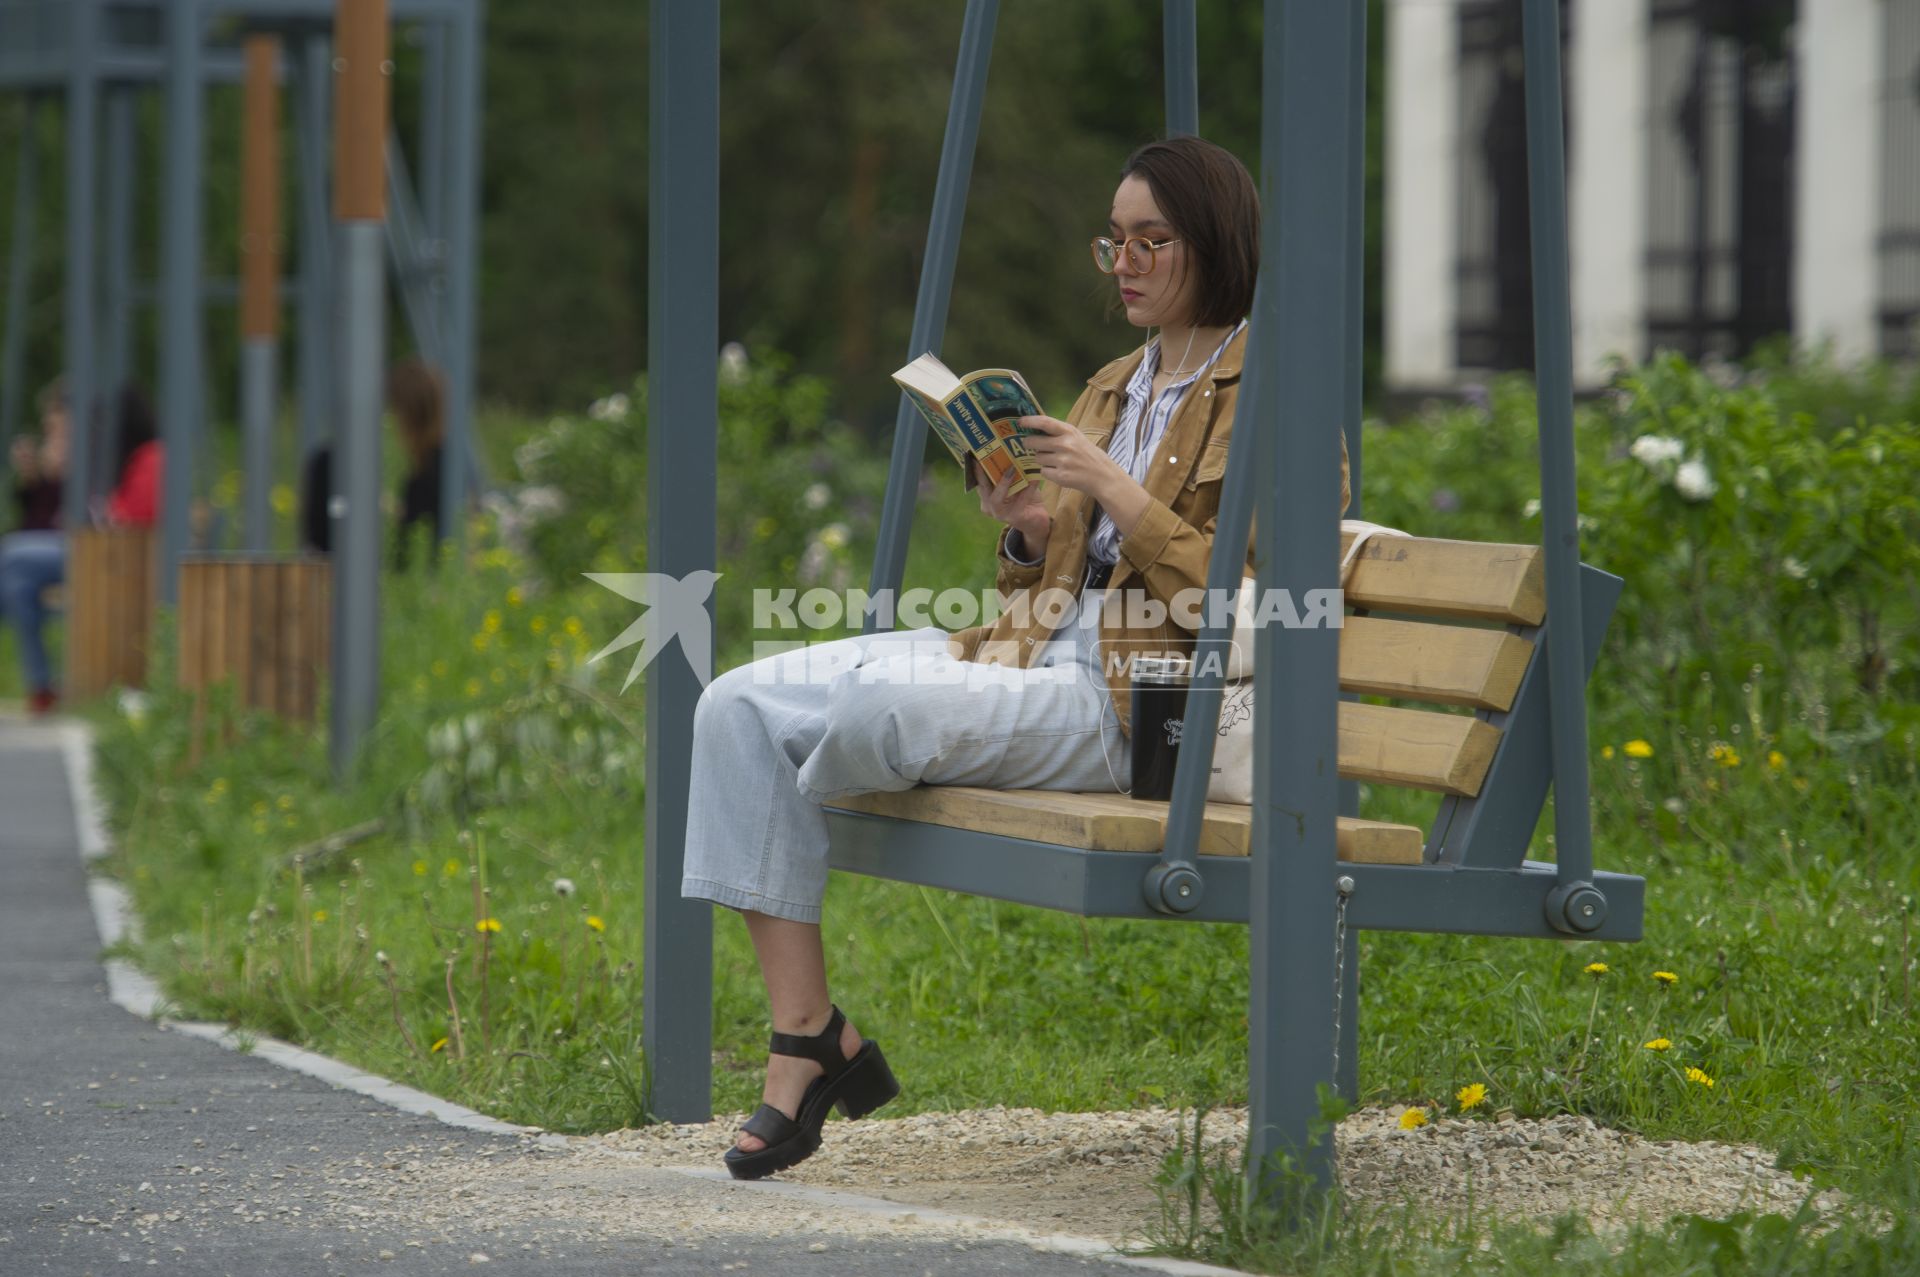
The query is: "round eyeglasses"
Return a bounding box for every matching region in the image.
[1090,235,1182,275]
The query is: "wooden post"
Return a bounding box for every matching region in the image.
[179,555,333,724]
[333,0,388,223]
[63,527,157,699]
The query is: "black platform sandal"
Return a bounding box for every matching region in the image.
[724,1005,900,1181]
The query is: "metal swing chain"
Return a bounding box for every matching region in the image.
[1330,875,1355,1084]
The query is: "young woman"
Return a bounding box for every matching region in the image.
[680,136,1349,1179]
[0,382,160,714]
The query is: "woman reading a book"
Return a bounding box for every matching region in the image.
[681,135,1350,1179]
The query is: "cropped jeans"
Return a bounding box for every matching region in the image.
[681,585,1124,924]
[0,531,66,694]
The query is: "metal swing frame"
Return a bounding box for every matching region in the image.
[641,0,1642,1199]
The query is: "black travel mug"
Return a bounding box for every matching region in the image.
[1130,655,1193,801]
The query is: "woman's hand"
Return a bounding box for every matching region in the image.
[977,461,1050,556]
[1018,414,1155,541]
[1017,415,1125,496]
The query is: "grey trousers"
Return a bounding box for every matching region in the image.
[681,592,1124,924]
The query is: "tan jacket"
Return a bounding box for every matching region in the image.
[945,326,1351,737]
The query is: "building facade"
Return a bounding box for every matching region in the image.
[1386,0,1920,391]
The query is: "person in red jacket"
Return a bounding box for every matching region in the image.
[1,383,159,714]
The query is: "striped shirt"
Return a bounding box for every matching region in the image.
[1086,319,1245,566]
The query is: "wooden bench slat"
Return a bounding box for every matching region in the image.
[1340,615,1533,711]
[1340,533,1545,626]
[1338,701,1501,797]
[828,786,1425,863]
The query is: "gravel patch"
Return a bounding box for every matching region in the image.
[592,1105,1848,1243]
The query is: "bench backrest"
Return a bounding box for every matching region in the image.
[1333,531,1622,868]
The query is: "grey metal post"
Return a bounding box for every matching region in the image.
[240,347,276,549]
[101,87,137,452]
[159,0,205,606]
[1335,0,1368,1107]
[1,96,37,452]
[330,222,384,776]
[642,0,717,1124]
[240,34,282,555]
[1163,0,1198,137]
[417,19,447,240]
[862,0,998,632]
[62,0,100,523]
[1245,0,1355,1206]
[1520,0,1602,934]
[295,35,333,473]
[438,0,483,554]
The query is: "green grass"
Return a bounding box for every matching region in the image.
[69,393,1920,1273]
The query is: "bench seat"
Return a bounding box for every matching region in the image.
[828,786,1425,864]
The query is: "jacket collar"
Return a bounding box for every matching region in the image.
[1085,322,1248,393]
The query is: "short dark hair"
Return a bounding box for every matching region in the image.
[1119,136,1260,327]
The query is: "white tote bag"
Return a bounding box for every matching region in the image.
[1199,520,1411,804]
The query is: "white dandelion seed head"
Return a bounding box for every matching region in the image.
[553,878,576,898]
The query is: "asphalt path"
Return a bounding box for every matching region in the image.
[0,719,1172,1276]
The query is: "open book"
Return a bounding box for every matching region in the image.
[893,354,1046,494]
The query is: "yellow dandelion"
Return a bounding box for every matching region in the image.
[482,609,502,635]
[490,667,505,685]
[443,858,463,878]
[1767,750,1786,771]
[563,616,584,637]
[1644,1038,1672,1052]
[1455,1083,1488,1112]
[471,633,490,654]
[1601,744,1615,760]
[252,819,269,835]
[1652,970,1678,986]
[276,795,294,811]
[1709,743,1741,768]
[269,483,296,517]
[210,777,230,795]
[506,587,524,608]
[311,909,328,923]
[412,859,429,877]
[1399,1107,1429,1130]
[431,659,449,678]
[1685,1067,1715,1088]
[1624,740,1654,759]
[430,1037,448,1053]
[1791,777,1809,792]
[753,516,778,540]
[530,615,549,635]
[1584,962,1609,979]
[585,915,606,933]
[464,678,483,698]
[252,800,270,817]
[475,917,502,934]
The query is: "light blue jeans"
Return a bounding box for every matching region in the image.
[0,530,66,694]
[681,587,1124,923]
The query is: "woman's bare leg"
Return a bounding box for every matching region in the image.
[734,910,864,1153]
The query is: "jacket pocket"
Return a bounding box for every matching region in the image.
[1183,441,1232,491]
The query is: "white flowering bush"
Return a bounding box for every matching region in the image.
[505,350,892,650]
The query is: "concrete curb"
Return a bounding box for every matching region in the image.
[55,716,1246,1276]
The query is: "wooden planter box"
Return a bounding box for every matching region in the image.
[65,527,157,699]
[178,555,332,722]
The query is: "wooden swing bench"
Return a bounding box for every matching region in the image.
[823,529,1644,940]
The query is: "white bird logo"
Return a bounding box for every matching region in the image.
[583,570,724,691]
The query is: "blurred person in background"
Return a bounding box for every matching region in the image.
[0,383,161,715]
[299,357,447,569]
